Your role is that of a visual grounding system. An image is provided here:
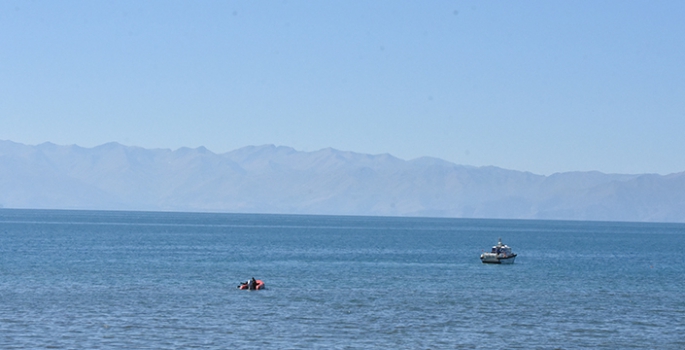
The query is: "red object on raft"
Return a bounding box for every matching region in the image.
[238,279,265,290]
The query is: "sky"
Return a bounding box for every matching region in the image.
[1,1,684,175]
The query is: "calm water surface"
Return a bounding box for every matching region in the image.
[0,209,683,349]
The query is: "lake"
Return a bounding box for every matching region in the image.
[0,209,683,349]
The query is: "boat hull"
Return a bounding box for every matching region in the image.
[480,254,516,264]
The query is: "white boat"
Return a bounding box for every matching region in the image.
[480,238,517,264]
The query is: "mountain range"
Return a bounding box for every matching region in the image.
[1,140,684,223]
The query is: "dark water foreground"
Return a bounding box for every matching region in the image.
[1,209,683,349]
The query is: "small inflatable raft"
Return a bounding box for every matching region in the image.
[238,279,265,290]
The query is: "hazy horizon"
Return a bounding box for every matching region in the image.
[5,139,683,176]
[2,140,684,223]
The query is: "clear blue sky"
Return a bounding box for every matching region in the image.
[2,1,684,175]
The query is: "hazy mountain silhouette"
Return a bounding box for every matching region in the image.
[1,140,683,222]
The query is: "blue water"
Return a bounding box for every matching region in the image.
[1,209,684,349]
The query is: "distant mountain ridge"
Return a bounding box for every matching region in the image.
[1,140,684,222]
